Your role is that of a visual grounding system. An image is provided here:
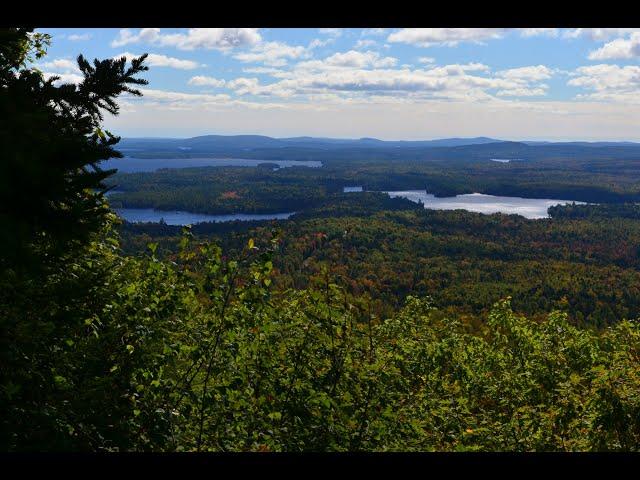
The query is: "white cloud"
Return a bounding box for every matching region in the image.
[305,70,447,93]
[418,57,435,64]
[68,33,91,41]
[319,28,342,37]
[497,65,554,81]
[226,77,296,97]
[354,39,377,49]
[111,28,261,51]
[387,28,509,47]
[441,63,490,73]
[111,28,161,47]
[131,88,289,111]
[496,87,548,97]
[38,58,83,84]
[563,28,640,41]
[323,50,397,68]
[233,41,309,66]
[115,52,202,70]
[43,72,84,85]
[242,66,285,75]
[588,32,640,60]
[40,58,80,73]
[519,28,559,38]
[231,59,526,103]
[227,77,261,94]
[309,38,334,49]
[188,76,226,87]
[568,64,640,103]
[138,88,231,105]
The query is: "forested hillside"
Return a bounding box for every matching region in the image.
[2,29,640,452]
[120,200,640,330]
[107,154,640,212]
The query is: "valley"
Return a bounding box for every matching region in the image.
[108,135,640,331]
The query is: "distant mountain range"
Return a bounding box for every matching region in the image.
[277,136,502,148]
[119,135,640,152]
[521,141,640,147]
[115,135,640,164]
[119,135,507,151]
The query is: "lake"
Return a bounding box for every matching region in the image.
[105,157,322,173]
[385,191,585,219]
[343,186,363,192]
[115,208,295,225]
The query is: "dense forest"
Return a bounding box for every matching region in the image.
[2,29,640,452]
[120,200,640,330]
[107,154,640,215]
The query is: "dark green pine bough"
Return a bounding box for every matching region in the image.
[1,28,639,452]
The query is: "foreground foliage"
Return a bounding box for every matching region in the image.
[4,221,640,451]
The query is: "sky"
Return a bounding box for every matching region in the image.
[34,28,640,141]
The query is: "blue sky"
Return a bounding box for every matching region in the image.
[36,28,640,141]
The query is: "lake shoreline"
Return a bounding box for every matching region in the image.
[385,191,585,219]
[115,208,295,226]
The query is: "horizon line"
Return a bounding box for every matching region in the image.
[118,134,640,144]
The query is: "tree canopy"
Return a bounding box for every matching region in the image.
[0,28,148,271]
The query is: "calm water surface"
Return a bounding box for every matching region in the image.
[386,191,585,219]
[115,208,294,225]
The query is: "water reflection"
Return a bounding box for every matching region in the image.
[115,208,294,225]
[386,191,584,219]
